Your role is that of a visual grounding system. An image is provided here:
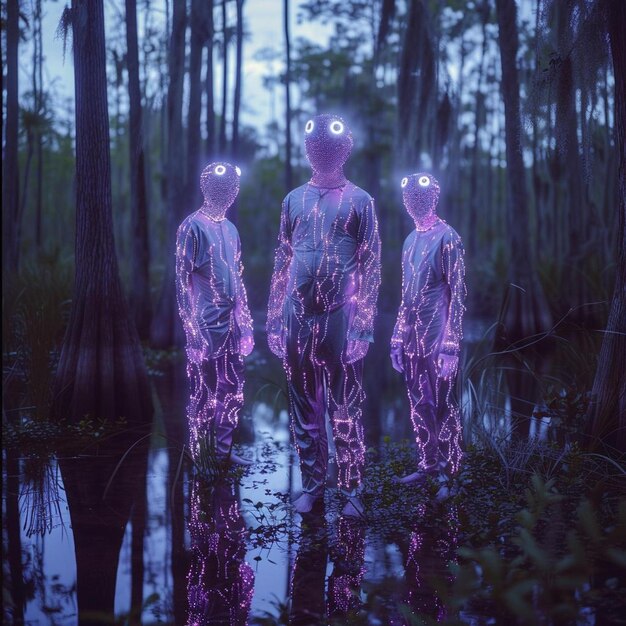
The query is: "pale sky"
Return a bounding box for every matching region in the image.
[24,0,333,138]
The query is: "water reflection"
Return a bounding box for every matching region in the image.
[187,477,254,625]
[58,427,150,625]
[5,316,597,625]
[394,503,459,624]
[290,516,365,624]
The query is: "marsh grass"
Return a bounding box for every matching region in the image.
[2,259,72,423]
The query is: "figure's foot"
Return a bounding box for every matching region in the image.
[435,476,459,501]
[228,452,254,466]
[342,496,365,518]
[218,451,254,466]
[293,492,322,514]
[394,470,429,485]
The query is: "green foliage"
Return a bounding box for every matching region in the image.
[443,475,626,624]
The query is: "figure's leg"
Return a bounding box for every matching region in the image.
[285,311,328,503]
[328,519,366,617]
[436,373,463,476]
[402,355,440,475]
[327,358,366,496]
[187,357,219,459]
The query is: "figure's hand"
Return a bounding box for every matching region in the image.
[346,339,369,364]
[267,331,286,360]
[437,353,459,380]
[390,345,404,373]
[184,319,210,362]
[239,331,254,357]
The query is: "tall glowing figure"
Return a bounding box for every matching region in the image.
[267,114,381,515]
[176,162,254,464]
[390,173,466,483]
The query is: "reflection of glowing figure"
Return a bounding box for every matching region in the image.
[176,162,254,464]
[392,504,459,624]
[391,173,466,482]
[267,114,381,515]
[186,479,254,625]
[290,517,366,623]
[328,518,366,617]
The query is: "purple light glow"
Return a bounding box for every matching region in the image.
[267,114,381,495]
[176,161,254,459]
[186,480,254,625]
[391,172,466,474]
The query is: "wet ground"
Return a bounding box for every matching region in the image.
[4,318,621,625]
[7,395,471,625]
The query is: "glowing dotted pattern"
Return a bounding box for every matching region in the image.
[176,162,253,458]
[267,114,381,493]
[391,173,466,473]
[186,479,254,625]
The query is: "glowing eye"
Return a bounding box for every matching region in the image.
[330,120,344,135]
[418,176,430,187]
[305,120,314,133]
[235,166,241,176]
[215,165,226,176]
[401,177,408,188]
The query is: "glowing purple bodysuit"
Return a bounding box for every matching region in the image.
[267,114,381,502]
[176,162,254,460]
[391,173,466,475]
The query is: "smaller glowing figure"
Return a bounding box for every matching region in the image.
[391,173,466,483]
[176,162,254,465]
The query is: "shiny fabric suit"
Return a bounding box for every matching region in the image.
[176,163,253,458]
[391,175,466,474]
[268,181,381,495]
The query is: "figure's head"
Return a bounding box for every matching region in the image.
[304,113,353,174]
[200,162,241,219]
[401,172,440,224]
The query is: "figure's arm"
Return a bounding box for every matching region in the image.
[349,197,381,343]
[175,220,205,353]
[266,197,293,358]
[438,233,466,378]
[234,231,255,356]
[390,241,409,373]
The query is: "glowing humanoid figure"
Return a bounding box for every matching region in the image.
[176,162,254,465]
[267,114,381,516]
[390,173,466,483]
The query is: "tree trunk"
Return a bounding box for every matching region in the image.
[396,0,436,167]
[231,0,244,160]
[284,0,293,190]
[468,0,489,255]
[53,0,152,424]
[126,0,152,340]
[205,0,216,159]
[588,0,626,450]
[5,451,25,624]
[35,0,44,252]
[187,0,209,212]
[219,0,229,155]
[2,0,20,272]
[151,0,187,348]
[51,0,153,618]
[495,0,552,340]
[495,0,552,440]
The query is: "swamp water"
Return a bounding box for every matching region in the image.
[3,319,613,624]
